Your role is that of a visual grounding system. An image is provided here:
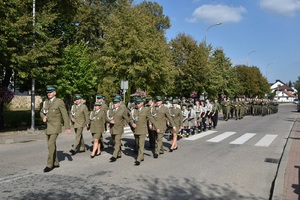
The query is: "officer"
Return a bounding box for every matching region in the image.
[88,102,106,158]
[130,97,159,165]
[40,85,71,172]
[69,94,90,155]
[169,99,183,151]
[96,94,108,149]
[146,96,156,149]
[152,96,176,158]
[106,98,129,162]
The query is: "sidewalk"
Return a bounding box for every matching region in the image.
[282,117,300,200]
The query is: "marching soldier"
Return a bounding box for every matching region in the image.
[106,98,129,162]
[88,102,106,158]
[130,97,159,166]
[146,96,156,149]
[40,85,71,172]
[69,94,90,155]
[151,96,176,158]
[169,99,183,151]
[96,94,108,149]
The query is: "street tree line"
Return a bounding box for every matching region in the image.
[1,0,279,127]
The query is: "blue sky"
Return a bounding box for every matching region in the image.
[134,0,300,84]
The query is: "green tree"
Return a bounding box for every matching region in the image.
[97,0,175,99]
[55,42,98,109]
[169,34,210,97]
[235,65,269,98]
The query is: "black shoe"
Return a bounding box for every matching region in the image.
[117,155,122,159]
[135,161,140,166]
[154,154,158,158]
[43,167,53,173]
[110,157,117,162]
[53,165,60,168]
[96,152,101,156]
[90,154,95,159]
[69,150,76,155]
[169,148,173,152]
[141,159,144,162]
[79,150,85,153]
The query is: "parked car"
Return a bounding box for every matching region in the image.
[298,102,300,112]
[294,99,299,104]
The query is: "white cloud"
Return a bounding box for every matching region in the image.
[259,0,300,16]
[186,4,247,24]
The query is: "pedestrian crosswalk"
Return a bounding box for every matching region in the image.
[120,127,278,147]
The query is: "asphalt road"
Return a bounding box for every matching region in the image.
[0,103,299,200]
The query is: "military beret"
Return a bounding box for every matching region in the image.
[75,94,82,99]
[46,85,57,93]
[94,102,101,106]
[113,98,121,103]
[156,96,163,101]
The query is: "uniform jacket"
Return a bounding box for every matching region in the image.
[89,109,106,134]
[40,97,71,134]
[106,107,129,135]
[130,106,157,135]
[169,107,183,128]
[151,105,175,131]
[70,103,90,128]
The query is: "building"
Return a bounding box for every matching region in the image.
[270,80,297,102]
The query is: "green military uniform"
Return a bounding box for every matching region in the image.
[70,94,90,155]
[129,98,158,165]
[96,95,108,149]
[152,96,175,158]
[40,85,71,172]
[106,98,130,161]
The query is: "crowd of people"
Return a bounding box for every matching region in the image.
[40,85,279,172]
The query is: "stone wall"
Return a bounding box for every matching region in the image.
[9,95,43,110]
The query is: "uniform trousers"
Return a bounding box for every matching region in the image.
[72,127,85,152]
[134,134,146,162]
[111,134,122,158]
[46,133,59,168]
[155,130,166,155]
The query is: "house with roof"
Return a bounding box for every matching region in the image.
[269,80,297,102]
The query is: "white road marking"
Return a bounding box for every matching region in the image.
[0,172,34,184]
[254,134,278,147]
[184,131,217,141]
[230,133,257,145]
[207,132,236,143]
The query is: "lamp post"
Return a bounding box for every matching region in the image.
[246,50,256,66]
[203,22,222,43]
[31,0,36,131]
[266,62,274,81]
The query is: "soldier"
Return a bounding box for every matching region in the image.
[96,94,108,149]
[187,104,196,135]
[69,94,90,156]
[40,85,71,173]
[146,96,156,149]
[221,97,230,121]
[88,102,106,158]
[130,97,159,166]
[169,99,183,151]
[106,98,129,162]
[151,96,176,158]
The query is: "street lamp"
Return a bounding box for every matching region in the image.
[246,50,256,66]
[203,22,222,43]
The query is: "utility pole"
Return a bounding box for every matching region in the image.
[31,0,36,131]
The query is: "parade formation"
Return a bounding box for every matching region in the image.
[40,85,279,172]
